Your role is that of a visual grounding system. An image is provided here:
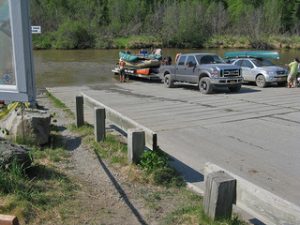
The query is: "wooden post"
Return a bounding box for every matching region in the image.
[0,214,19,225]
[203,171,236,220]
[128,129,145,164]
[76,96,84,127]
[94,107,106,142]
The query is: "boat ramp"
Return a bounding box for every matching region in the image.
[47,82,300,225]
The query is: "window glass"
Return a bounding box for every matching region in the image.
[241,60,254,69]
[186,56,197,67]
[178,56,186,66]
[0,0,15,85]
[234,60,243,66]
[196,55,225,64]
[252,59,274,67]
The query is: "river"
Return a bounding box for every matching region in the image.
[33,48,300,88]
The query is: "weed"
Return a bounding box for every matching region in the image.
[139,150,168,174]
[153,167,185,187]
[46,91,74,118]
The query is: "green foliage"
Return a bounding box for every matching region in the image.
[31,0,300,49]
[139,150,168,173]
[139,150,185,187]
[0,159,75,216]
[53,20,94,49]
[32,33,54,49]
[0,160,26,195]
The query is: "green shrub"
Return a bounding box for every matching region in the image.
[32,33,54,49]
[139,150,168,173]
[53,20,94,49]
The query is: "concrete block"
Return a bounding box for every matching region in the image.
[204,171,236,220]
[204,162,300,225]
[94,107,105,142]
[0,214,19,225]
[76,96,84,127]
[128,129,145,164]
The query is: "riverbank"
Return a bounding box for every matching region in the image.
[32,34,300,50]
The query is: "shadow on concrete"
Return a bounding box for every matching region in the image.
[168,155,204,183]
[249,218,267,225]
[94,150,148,225]
[176,84,261,95]
[109,124,128,137]
[127,75,162,83]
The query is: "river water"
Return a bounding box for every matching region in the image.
[33,48,300,88]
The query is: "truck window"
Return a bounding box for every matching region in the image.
[241,60,254,69]
[178,56,186,66]
[197,55,225,64]
[186,56,197,67]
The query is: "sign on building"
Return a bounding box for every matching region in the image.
[0,0,36,103]
[31,26,41,34]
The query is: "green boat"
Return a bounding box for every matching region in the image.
[119,51,139,62]
[224,51,280,60]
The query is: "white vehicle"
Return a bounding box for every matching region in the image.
[225,51,288,88]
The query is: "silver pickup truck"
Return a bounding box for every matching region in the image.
[159,53,243,94]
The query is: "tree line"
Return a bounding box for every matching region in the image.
[30,0,300,49]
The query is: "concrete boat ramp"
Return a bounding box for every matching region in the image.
[47,82,300,224]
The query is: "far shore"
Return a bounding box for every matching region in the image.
[32,35,300,50]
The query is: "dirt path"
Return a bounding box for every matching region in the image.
[37,91,149,225]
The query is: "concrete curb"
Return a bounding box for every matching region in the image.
[81,92,157,150]
[203,162,300,225]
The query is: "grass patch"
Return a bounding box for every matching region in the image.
[45,91,74,118]
[0,120,75,224]
[70,124,128,166]
[0,160,76,224]
[139,149,185,188]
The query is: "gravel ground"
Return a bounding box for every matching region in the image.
[36,90,182,225]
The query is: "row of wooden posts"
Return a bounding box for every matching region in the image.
[76,95,145,163]
[75,95,237,221]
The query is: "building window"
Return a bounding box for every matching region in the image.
[0,0,16,86]
[0,0,36,103]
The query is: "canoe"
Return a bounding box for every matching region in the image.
[224,51,280,60]
[119,51,139,62]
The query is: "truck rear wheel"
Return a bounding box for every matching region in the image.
[164,74,175,88]
[199,77,213,94]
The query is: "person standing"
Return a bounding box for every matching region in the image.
[119,59,126,82]
[175,53,181,63]
[287,58,299,88]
